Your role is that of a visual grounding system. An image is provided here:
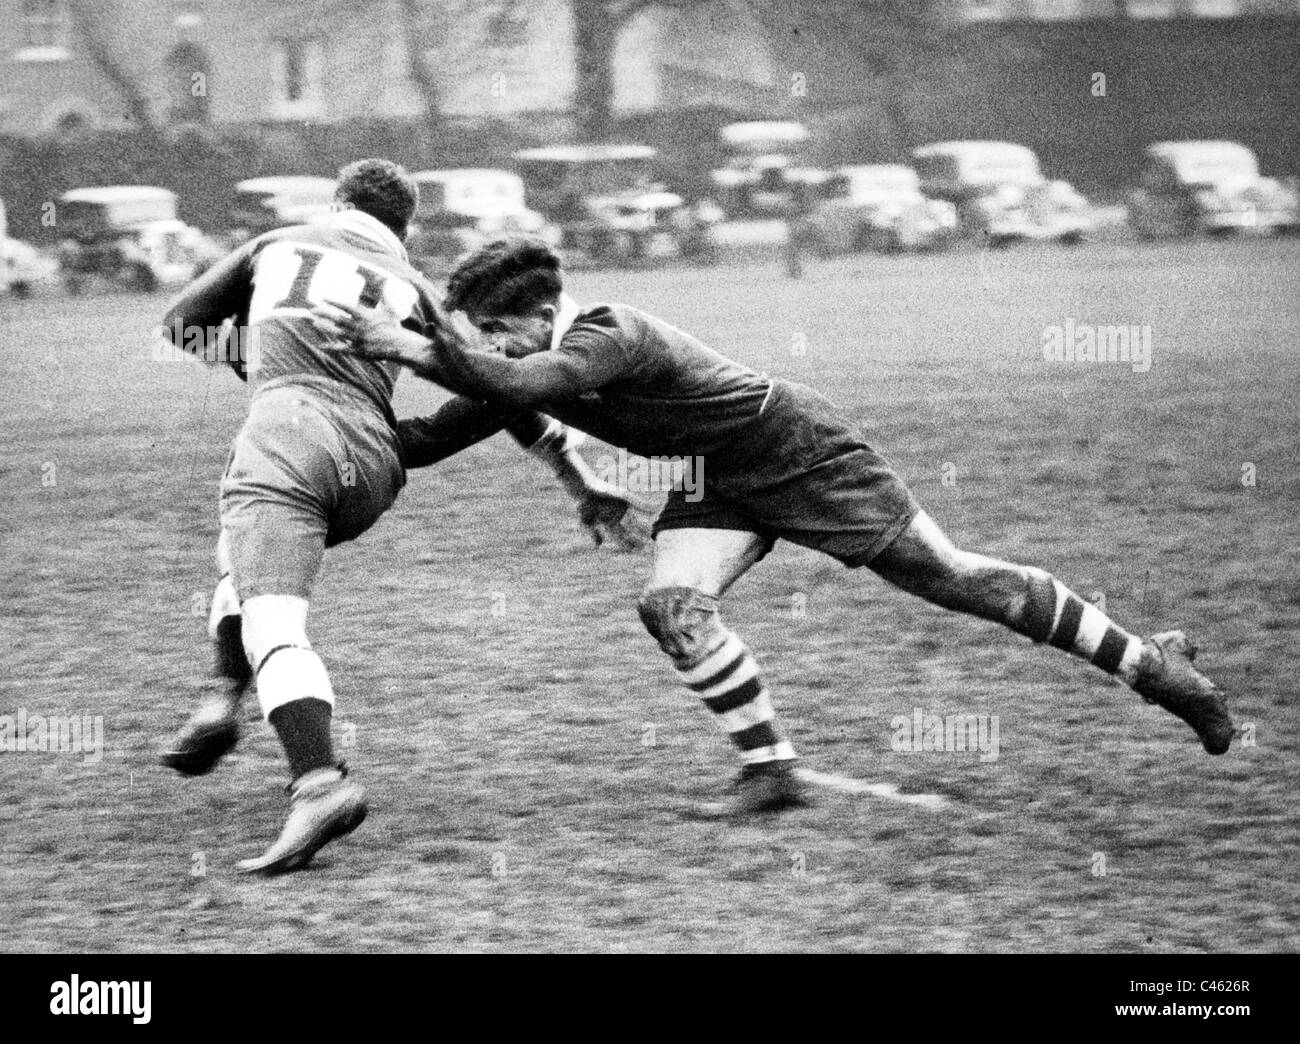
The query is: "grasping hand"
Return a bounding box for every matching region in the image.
[311,299,428,365]
[577,484,652,552]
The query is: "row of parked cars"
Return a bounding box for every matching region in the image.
[2,143,723,295]
[2,133,1296,297]
[715,123,1299,255]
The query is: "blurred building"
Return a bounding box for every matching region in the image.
[0,0,778,139]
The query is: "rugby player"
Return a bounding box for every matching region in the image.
[158,168,637,873]
[319,235,1239,815]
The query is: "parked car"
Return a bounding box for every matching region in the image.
[407,168,558,274]
[793,164,958,254]
[1127,141,1300,238]
[1,195,56,296]
[56,186,224,293]
[228,176,337,241]
[912,141,1093,246]
[1,236,59,297]
[514,145,718,265]
[710,121,826,219]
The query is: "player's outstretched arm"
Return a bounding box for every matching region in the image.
[397,400,646,550]
[317,300,608,406]
[397,396,523,469]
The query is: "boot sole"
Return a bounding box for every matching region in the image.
[237,801,368,876]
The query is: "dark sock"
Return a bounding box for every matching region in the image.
[268,698,335,781]
[214,614,252,688]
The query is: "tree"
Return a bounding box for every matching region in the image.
[748,0,1029,156]
[571,0,701,142]
[397,0,447,142]
[66,0,159,136]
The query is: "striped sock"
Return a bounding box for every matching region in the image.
[1024,574,1144,684]
[675,631,796,765]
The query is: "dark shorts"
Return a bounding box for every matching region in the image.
[651,381,920,568]
[219,377,405,600]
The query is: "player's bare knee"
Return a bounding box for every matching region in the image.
[637,585,725,666]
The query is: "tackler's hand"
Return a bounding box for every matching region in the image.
[314,300,427,366]
[577,484,651,552]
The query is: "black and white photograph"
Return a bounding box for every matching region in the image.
[0,0,1295,977]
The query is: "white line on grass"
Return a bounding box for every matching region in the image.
[795,768,949,810]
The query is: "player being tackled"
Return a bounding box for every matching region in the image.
[159,170,640,872]
[318,235,1238,816]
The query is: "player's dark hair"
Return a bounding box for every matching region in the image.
[445,236,563,317]
[335,159,418,238]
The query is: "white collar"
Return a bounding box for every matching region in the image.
[326,208,408,261]
[550,293,581,352]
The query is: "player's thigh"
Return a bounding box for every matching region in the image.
[646,527,771,596]
[221,499,328,603]
[868,510,964,582]
[869,509,1023,603]
[649,486,773,595]
[219,393,338,601]
[323,403,405,547]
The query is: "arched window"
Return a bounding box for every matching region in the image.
[167,42,211,124]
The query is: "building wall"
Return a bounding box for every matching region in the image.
[0,0,428,134]
[0,0,783,137]
[0,0,168,134]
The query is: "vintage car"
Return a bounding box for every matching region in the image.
[1127,141,1299,238]
[56,186,224,293]
[514,145,719,265]
[2,195,58,297]
[912,141,1093,246]
[710,121,826,218]
[792,164,958,254]
[1,236,59,297]
[228,175,337,240]
[407,168,558,274]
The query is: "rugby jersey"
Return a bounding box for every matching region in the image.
[532,302,774,459]
[162,209,439,428]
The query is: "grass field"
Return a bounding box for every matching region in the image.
[1,239,1297,953]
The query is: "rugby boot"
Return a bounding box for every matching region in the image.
[236,767,367,875]
[1133,630,1236,755]
[161,685,244,776]
[732,760,811,816]
[162,614,251,776]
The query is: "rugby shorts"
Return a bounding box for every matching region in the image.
[652,380,920,568]
[219,376,405,600]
